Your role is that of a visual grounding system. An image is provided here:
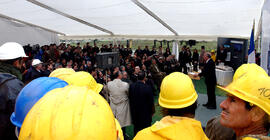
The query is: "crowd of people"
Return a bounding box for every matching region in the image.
[0,41,269,140]
[18,41,239,85]
[18,42,208,92]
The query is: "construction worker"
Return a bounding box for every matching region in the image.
[50,69,103,93]
[217,64,270,139]
[134,72,209,140]
[64,71,103,93]
[49,68,75,81]
[23,59,44,83]
[205,63,269,140]
[19,85,123,140]
[0,42,27,80]
[11,68,76,137]
[10,77,68,136]
[211,49,216,62]
[0,42,27,139]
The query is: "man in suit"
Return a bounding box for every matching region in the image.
[149,59,166,90]
[199,46,206,69]
[197,52,217,109]
[179,46,188,74]
[216,45,227,65]
[129,71,155,135]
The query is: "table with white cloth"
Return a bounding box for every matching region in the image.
[215,67,234,86]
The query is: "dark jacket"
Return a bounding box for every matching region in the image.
[129,81,154,126]
[122,78,132,85]
[23,66,43,83]
[149,64,165,79]
[179,51,189,64]
[0,73,24,140]
[205,116,235,140]
[216,49,227,63]
[192,52,199,63]
[199,59,217,85]
[130,73,138,83]
[0,62,22,81]
[135,49,143,57]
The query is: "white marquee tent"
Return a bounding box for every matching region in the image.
[0,0,266,45]
[261,0,270,74]
[0,16,59,46]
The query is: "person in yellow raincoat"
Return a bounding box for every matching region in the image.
[211,49,216,62]
[133,72,209,140]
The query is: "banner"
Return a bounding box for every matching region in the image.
[261,0,270,75]
[248,21,255,63]
[172,41,179,61]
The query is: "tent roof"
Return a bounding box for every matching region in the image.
[0,0,265,40]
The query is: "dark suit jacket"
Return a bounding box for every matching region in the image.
[179,51,189,64]
[199,59,217,85]
[129,81,154,125]
[23,66,43,83]
[216,49,227,63]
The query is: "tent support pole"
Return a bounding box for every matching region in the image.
[154,40,157,47]
[27,0,114,35]
[131,0,178,36]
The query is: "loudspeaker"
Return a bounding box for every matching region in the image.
[188,40,196,46]
[96,52,119,69]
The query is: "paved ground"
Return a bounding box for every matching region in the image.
[195,93,227,127]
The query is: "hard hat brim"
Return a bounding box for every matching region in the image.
[0,55,28,60]
[10,112,22,128]
[158,91,198,109]
[32,62,43,66]
[218,85,270,115]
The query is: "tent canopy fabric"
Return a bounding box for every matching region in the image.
[0,16,59,46]
[0,0,265,41]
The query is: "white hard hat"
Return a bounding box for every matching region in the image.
[32,59,43,66]
[0,42,28,60]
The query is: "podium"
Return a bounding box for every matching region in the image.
[188,72,200,80]
[215,68,233,86]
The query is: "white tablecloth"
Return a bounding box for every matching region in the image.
[215,69,234,86]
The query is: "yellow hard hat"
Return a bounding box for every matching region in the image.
[211,49,215,53]
[65,71,103,93]
[241,137,259,140]
[159,72,198,109]
[218,72,270,115]
[19,86,120,140]
[49,68,75,81]
[233,63,267,81]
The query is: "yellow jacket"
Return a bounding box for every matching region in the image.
[211,54,216,62]
[134,116,209,140]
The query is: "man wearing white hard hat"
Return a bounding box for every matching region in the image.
[24,59,43,83]
[0,42,28,80]
[0,42,27,139]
